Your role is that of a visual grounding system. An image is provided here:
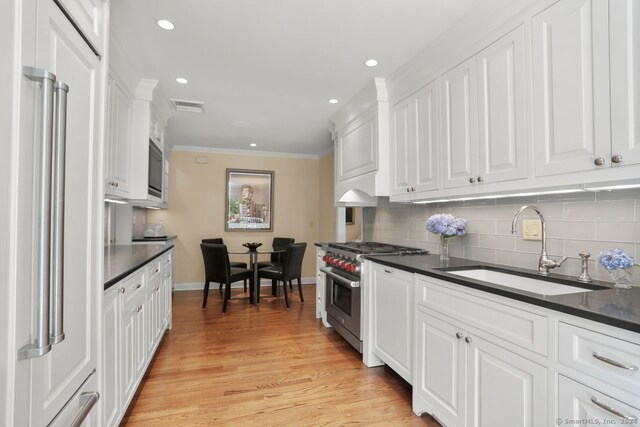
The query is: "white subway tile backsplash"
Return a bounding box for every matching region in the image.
[477,234,516,251]
[596,221,640,243]
[565,200,635,221]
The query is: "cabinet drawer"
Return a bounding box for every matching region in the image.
[558,322,640,397]
[146,258,162,280]
[416,276,547,356]
[558,375,639,424]
[121,269,145,308]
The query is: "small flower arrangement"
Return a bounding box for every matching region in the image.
[597,249,637,289]
[426,214,467,261]
[426,213,468,237]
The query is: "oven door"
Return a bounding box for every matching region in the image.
[322,267,362,352]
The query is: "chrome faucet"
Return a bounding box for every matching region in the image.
[511,205,567,275]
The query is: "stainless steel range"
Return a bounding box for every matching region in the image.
[321,242,428,352]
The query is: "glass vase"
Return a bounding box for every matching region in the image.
[439,235,450,262]
[609,268,632,289]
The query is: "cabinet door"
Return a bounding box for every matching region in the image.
[414,310,466,427]
[466,336,547,427]
[477,25,527,183]
[558,375,640,424]
[413,80,440,193]
[55,0,104,55]
[532,0,610,176]
[441,56,479,189]
[121,297,137,405]
[610,0,640,167]
[390,98,413,196]
[336,110,378,181]
[102,287,121,427]
[134,299,146,381]
[370,265,414,383]
[110,81,132,193]
[25,1,102,424]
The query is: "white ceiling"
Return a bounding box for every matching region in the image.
[110,0,482,156]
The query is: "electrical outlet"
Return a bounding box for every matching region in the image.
[523,220,542,241]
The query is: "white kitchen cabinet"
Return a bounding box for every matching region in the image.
[104,249,174,426]
[442,26,527,190]
[414,308,547,427]
[531,0,611,176]
[558,375,640,424]
[609,0,640,168]
[476,25,527,184]
[102,286,121,427]
[315,247,327,325]
[441,56,479,189]
[55,0,104,56]
[390,80,439,197]
[105,75,132,197]
[365,263,414,384]
[337,110,378,182]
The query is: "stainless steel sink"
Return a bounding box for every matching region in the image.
[440,267,604,296]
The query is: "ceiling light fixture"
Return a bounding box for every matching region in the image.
[328,99,339,104]
[156,19,175,30]
[104,198,128,205]
[175,77,188,84]
[364,59,379,67]
[250,143,257,147]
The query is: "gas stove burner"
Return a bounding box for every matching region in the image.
[328,241,429,255]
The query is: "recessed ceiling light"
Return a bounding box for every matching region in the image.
[250,143,257,147]
[328,99,339,104]
[230,120,250,128]
[364,59,378,67]
[157,19,175,30]
[175,77,188,84]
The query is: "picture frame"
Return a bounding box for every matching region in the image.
[345,207,354,225]
[225,169,274,231]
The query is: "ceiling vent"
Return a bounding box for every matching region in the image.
[171,99,205,113]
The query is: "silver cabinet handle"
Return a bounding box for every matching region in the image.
[455,332,463,339]
[154,285,160,293]
[19,67,57,360]
[590,397,636,421]
[133,304,143,313]
[119,287,126,294]
[469,177,476,183]
[477,176,483,182]
[464,336,473,344]
[611,154,623,164]
[133,283,142,290]
[592,352,638,371]
[594,157,605,166]
[69,391,100,427]
[384,269,394,274]
[50,81,69,346]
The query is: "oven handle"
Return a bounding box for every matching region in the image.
[321,268,360,288]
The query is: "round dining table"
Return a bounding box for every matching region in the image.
[227,245,285,304]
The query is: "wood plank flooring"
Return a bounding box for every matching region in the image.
[122,285,439,426]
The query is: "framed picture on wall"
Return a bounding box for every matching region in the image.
[225,169,274,231]
[345,207,354,225]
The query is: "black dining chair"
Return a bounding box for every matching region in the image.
[257,237,295,293]
[257,243,306,309]
[202,238,248,291]
[200,243,254,313]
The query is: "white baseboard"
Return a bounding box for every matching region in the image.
[175,277,316,292]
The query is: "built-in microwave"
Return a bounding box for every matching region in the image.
[148,138,163,198]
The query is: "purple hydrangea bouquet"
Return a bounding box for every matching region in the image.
[426,213,467,261]
[597,249,637,289]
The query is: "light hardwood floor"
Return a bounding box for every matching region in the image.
[122,284,439,426]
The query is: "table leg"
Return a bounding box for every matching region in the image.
[252,252,259,304]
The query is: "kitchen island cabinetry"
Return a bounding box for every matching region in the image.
[363,262,414,384]
[102,247,173,427]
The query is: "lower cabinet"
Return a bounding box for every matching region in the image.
[102,248,174,427]
[364,262,414,384]
[413,308,547,427]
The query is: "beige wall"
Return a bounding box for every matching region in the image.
[346,208,362,241]
[149,150,335,284]
[318,152,335,242]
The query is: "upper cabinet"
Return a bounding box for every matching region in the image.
[390,80,439,197]
[332,79,390,206]
[532,0,610,176]
[105,75,133,198]
[442,26,527,190]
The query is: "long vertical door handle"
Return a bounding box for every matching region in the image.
[50,81,69,345]
[18,67,56,360]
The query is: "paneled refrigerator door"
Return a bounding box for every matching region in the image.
[12,0,103,425]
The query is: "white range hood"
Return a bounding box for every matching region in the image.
[331,78,390,207]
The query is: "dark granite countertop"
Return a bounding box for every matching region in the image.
[362,254,640,334]
[104,243,174,290]
[132,235,177,242]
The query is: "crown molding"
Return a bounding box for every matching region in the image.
[172,145,320,160]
